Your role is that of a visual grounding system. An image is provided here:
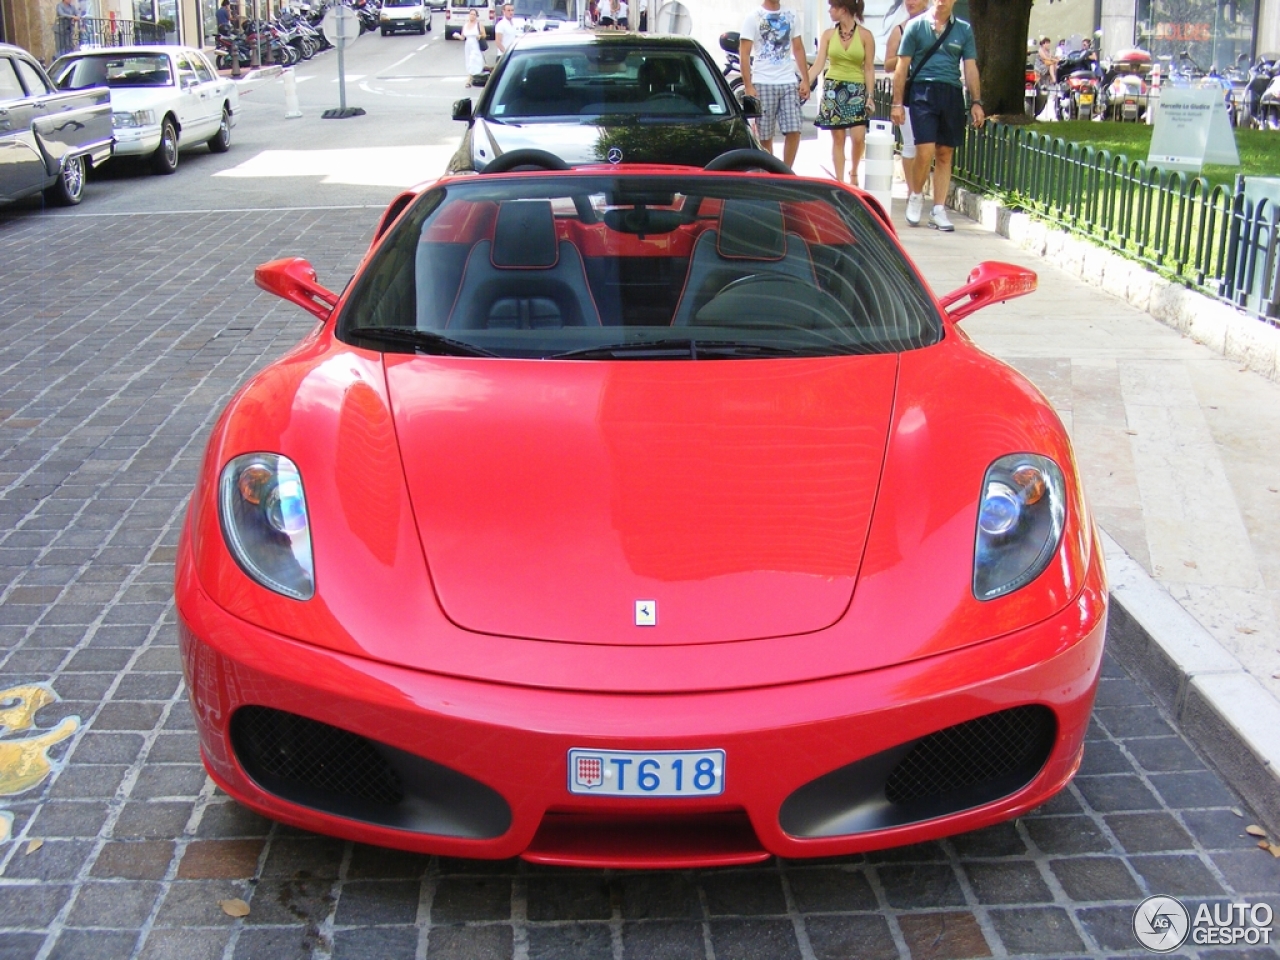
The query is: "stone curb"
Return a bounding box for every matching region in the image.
[950,186,1280,383]
[1101,531,1280,836]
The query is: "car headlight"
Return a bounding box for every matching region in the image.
[973,454,1065,601]
[380,9,390,18]
[218,453,314,600]
[113,109,156,129]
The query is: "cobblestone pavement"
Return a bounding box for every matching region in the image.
[1,208,1278,960]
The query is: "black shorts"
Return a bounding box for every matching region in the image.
[907,81,966,148]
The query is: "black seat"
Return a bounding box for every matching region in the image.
[670,199,817,326]
[507,62,573,116]
[446,200,601,330]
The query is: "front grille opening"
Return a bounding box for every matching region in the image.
[228,706,513,840]
[779,704,1058,839]
[885,705,1056,805]
[232,706,405,806]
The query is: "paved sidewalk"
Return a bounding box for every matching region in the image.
[792,130,1280,834]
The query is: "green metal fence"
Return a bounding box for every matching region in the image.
[865,77,1279,326]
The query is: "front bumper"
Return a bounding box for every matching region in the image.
[111,126,163,157]
[178,539,1107,868]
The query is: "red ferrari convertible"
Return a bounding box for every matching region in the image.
[176,149,1107,868]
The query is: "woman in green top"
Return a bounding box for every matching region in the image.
[808,0,876,185]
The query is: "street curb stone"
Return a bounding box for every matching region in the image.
[1101,532,1280,836]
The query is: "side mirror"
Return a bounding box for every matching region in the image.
[741,94,761,118]
[254,257,339,321]
[937,261,1037,322]
[452,97,473,121]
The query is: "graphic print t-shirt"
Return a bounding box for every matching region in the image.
[742,6,800,85]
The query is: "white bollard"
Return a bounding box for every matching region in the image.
[283,67,302,119]
[863,120,894,214]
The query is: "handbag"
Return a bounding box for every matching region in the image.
[903,18,955,102]
[478,34,488,51]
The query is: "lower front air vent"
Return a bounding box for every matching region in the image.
[780,705,1057,839]
[230,706,511,840]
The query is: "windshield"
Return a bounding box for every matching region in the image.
[514,0,571,19]
[54,54,173,90]
[337,174,941,361]
[487,47,730,120]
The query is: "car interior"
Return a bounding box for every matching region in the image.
[344,176,940,358]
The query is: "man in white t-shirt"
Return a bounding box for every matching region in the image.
[739,0,809,168]
[616,0,627,28]
[495,3,519,54]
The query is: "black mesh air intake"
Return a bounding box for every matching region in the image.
[885,705,1056,805]
[231,706,404,806]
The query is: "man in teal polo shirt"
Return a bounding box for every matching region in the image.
[888,0,984,231]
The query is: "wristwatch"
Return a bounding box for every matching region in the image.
[971,99,984,108]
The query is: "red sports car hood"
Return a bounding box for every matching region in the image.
[386,356,899,646]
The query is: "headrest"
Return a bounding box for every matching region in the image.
[492,200,559,269]
[523,62,567,99]
[716,199,786,261]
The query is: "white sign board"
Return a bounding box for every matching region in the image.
[322,6,361,51]
[1147,85,1239,174]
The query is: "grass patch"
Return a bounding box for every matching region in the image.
[1018,120,1280,190]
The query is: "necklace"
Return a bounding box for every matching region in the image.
[837,22,854,42]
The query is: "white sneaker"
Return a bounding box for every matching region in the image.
[929,205,954,232]
[906,193,923,226]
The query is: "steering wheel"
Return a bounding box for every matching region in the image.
[481,149,571,174]
[704,149,794,175]
[705,274,852,333]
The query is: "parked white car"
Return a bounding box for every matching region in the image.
[50,46,239,175]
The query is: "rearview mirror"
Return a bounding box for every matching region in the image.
[452,97,474,121]
[937,261,1037,322]
[255,258,339,321]
[741,95,761,118]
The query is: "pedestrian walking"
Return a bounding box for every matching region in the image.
[739,0,810,170]
[495,3,518,55]
[883,0,928,198]
[888,0,983,232]
[808,0,875,185]
[463,9,485,86]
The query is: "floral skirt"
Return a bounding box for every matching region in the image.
[815,79,869,129]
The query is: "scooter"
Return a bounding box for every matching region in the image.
[1055,47,1102,120]
[1241,55,1280,128]
[720,31,745,104]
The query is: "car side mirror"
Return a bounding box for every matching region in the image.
[741,95,761,118]
[937,261,1037,322]
[255,257,339,322]
[452,98,473,122]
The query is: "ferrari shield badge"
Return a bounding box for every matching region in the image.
[635,600,656,626]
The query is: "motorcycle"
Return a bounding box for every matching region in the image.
[1241,55,1280,129]
[720,31,744,104]
[1100,48,1151,121]
[1054,47,1103,120]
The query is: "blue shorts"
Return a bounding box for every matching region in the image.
[907,81,966,148]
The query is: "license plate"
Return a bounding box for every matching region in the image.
[568,748,725,797]
[1078,94,1094,105]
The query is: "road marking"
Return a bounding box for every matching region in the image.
[213,145,457,187]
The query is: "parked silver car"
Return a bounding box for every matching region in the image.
[0,42,112,207]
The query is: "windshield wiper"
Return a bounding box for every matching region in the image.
[550,338,816,360]
[345,326,499,358]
